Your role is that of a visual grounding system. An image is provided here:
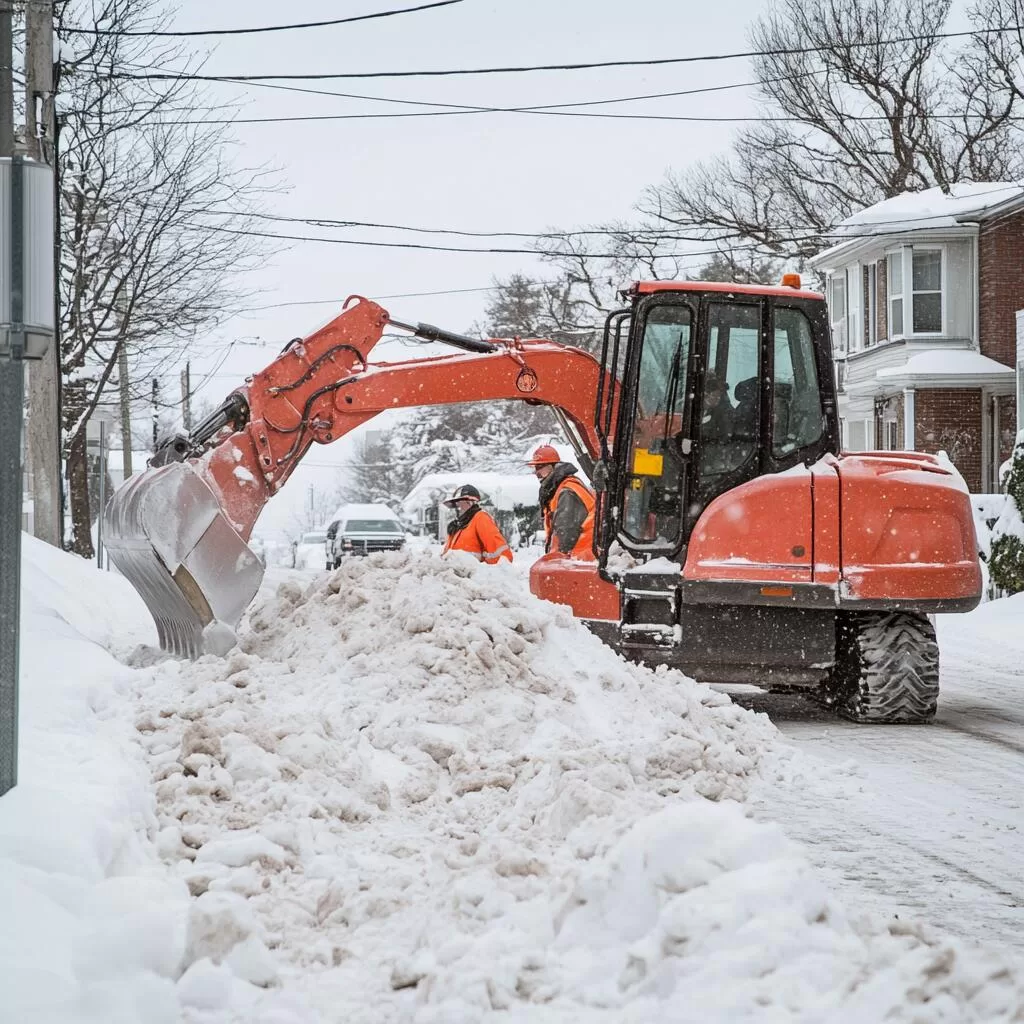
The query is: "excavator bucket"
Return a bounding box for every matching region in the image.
[103,462,265,657]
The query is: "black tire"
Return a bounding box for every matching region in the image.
[821,611,939,723]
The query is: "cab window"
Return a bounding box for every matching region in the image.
[698,302,760,486]
[773,308,825,457]
[621,302,693,546]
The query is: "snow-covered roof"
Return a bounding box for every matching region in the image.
[811,182,1024,268]
[875,349,1015,382]
[402,471,540,514]
[833,182,1024,238]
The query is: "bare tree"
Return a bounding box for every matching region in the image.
[54,0,276,555]
[337,432,410,508]
[535,224,684,343]
[971,0,1024,103]
[695,253,780,285]
[641,0,1023,261]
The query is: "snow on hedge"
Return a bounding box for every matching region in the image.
[3,542,1023,1022]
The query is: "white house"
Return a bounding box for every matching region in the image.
[809,182,1024,492]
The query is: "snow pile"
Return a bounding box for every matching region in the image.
[1,537,189,1024]
[125,551,1023,1022]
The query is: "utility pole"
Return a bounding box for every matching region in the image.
[180,360,191,432]
[151,378,160,449]
[0,0,19,797]
[24,0,59,547]
[0,0,56,798]
[118,343,132,480]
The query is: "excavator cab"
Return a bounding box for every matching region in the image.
[594,282,839,566]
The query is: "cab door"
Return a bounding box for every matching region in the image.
[687,297,766,535]
[613,296,696,555]
[609,291,835,565]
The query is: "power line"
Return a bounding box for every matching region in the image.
[76,102,1024,128]
[240,212,623,239]
[186,222,742,257]
[109,26,1024,83]
[243,285,499,312]
[142,179,1024,251]
[63,0,466,38]
[62,73,799,123]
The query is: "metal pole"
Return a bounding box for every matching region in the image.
[96,420,105,569]
[24,0,59,547]
[0,0,21,796]
[151,378,159,449]
[180,360,191,432]
[118,343,132,480]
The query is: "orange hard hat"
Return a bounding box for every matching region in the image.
[526,444,560,467]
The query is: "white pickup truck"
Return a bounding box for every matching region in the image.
[325,503,406,567]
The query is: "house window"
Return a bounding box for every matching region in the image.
[866,263,878,346]
[888,254,904,337]
[885,420,899,451]
[887,247,944,338]
[846,266,861,353]
[829,273,847,353]
[911,249,942,333]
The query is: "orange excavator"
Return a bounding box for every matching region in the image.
[103,280,982,722]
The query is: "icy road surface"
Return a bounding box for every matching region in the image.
[725,597,1024,954]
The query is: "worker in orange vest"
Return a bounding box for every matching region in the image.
[525,445,596,559]
[441,484,513,564]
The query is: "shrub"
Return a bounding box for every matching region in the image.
[989,437,1024,595]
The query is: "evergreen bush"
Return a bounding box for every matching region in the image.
[989,438,1024,595]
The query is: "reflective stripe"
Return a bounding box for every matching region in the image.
[483,544,510,559]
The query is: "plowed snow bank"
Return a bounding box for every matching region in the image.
[128,551,1022,1022]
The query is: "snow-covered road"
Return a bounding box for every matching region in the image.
[725,597,1024,954]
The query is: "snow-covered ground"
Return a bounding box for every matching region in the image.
[3,537,1024,1022]
[736,596,1024,953]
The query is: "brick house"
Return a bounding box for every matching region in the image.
[809,183,1024,492]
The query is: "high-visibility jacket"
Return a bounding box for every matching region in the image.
[443,507,513,564]
[543,475,595,560]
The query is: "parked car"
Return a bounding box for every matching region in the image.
[326,503,406,566]
[292,530,329,571]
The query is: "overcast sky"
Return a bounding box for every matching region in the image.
[144,0,777,537]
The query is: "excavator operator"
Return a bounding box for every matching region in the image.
[526,445,596,560]
[441,484,513,564]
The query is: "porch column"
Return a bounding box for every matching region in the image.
[902,388,916,450]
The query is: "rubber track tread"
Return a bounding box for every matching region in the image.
[826,611,939,723]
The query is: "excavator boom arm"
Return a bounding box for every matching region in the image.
[199,302,607,541]
[103,296,615,656]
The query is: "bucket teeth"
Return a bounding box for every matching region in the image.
[103,463,265,658]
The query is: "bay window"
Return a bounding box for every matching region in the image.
[888,253,904,337]
[911,249,942,332]
[829,273,847,353]
[866,263,878,346]
[886,247,944,339]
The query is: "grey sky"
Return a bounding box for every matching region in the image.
[162,0,774,535]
